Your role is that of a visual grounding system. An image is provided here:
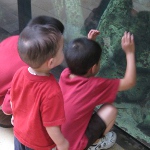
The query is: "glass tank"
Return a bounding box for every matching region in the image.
[95,0,150,147]
[43,0,149,147]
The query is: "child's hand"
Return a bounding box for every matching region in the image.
[46,126,69,150]
[87,29,100,40]
[57,138,69,150]
[121,31,135,54]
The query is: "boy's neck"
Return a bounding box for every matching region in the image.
[28,67,50,76]
[69,74,76,79]
[69,73,93,79]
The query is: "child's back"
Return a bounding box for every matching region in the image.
[5,20,69,150]
[59,68,119,150]
[12,66,64,149]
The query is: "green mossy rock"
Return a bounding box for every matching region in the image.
[96,0,150,104]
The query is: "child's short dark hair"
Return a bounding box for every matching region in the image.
[18,25,62,68]
[65,38,102,75]
[27,15,64,34]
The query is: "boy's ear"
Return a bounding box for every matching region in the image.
[87,64,97,74]
[91,64,97,74]
[47,58,54,69]
[91,63,100,75]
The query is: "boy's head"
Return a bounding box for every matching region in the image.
[27,15,64,34]
[18,24,64,69]
[64,38,102,76]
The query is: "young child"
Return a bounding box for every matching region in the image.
[1,15,64,128]
[59,31,136,150]
[5,24,69,149]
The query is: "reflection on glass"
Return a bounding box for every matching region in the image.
[53,0,84,39]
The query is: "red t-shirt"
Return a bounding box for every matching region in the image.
[0,36,26,106]
[59,68,120,150]
[11,67,65,150]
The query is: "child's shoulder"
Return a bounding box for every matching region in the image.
[0,35,19,46]
[60,68,70,76]
[13,66,27,79]
[62,67,70,73]
[17,66,28,73]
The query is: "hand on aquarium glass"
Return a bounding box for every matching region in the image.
[121,31,135,54]
[87,29,100,40]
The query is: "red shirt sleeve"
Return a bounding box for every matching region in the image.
[2,88,12,114]
[88,77,120,105]
[40,92,65,127]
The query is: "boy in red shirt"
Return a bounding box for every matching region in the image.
[3,21,69,149]
[59,31,136,150]
[0,35,26,128]
[0,15,64,128]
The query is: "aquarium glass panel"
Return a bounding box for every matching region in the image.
[33,0,150,148]
[96,0,150,148]
[0,0,19,40]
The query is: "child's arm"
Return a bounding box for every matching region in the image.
[87,29,100,40]
[118,31,136,91]
[46,126,69,150]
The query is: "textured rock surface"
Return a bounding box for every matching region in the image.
[95,0,150,147]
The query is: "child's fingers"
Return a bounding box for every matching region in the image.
[90,30,99,34]
[95,31,100,35]
[89,29,95,34]
[88,30,93,35]
[123,31,133,43]
[127,32,131,43]
[95,30,100,33]
[122,36,124,44]
[124,31,128,40]
[88,29,100,40]
[88,31,93,38]
[89,29,94,32]
[131,34,134,43]
[94,30,100,34]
